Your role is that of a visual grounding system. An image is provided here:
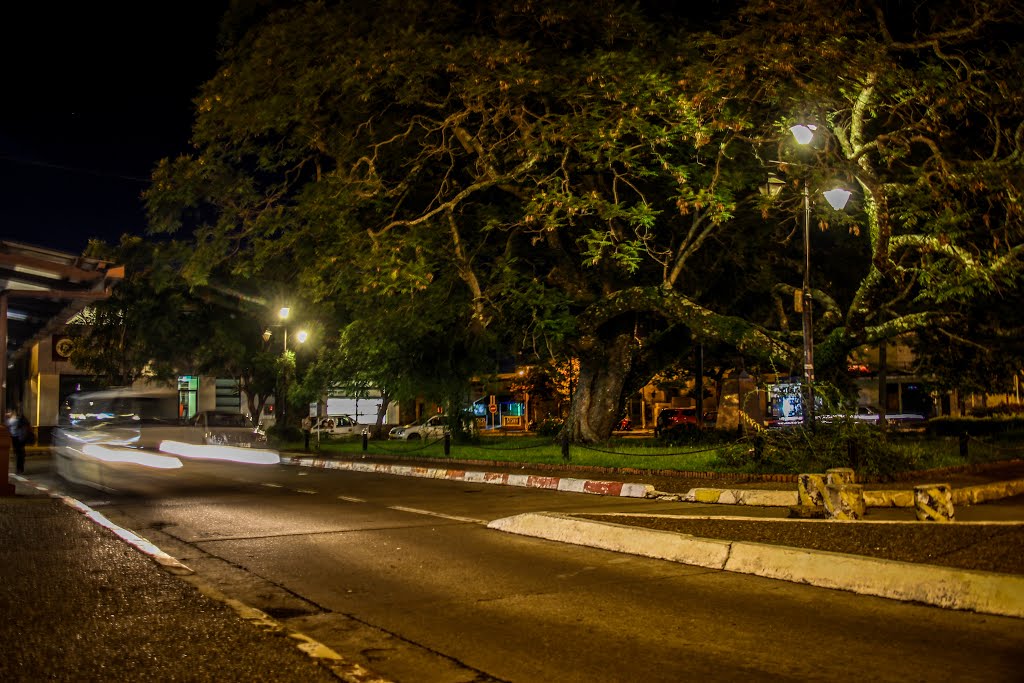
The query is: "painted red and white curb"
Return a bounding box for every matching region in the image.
[288,456,654,498]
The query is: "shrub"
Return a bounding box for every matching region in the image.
[268,423,304,444]
[536,416,565,437]
[712,422,921,479]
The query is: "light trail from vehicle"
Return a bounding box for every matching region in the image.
[81,444,183,469]
[158,440,281,465]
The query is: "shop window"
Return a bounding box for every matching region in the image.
[178,375,199,420]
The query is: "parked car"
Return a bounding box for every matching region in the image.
[654,407,717,437]
[817,405,927,428]
[388,414,449,441]
[190,410,269,448]
[309,415,367,439]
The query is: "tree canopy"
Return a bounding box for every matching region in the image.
[145,0,1024,440]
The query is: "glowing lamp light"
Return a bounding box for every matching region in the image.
[278,306,291,320]
[295,330,308,344]
[789,124,817,145]
[823,188,853,210]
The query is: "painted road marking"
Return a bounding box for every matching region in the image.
[261,482,284,488]
[388,506,486,524]
[338,496,366,503]
[295,489,318,495]
[54,495,194,573]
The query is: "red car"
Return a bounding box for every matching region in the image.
[655,408,716,437]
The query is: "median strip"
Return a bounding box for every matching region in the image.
[487,512,1024,619]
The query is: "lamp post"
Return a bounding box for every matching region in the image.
[799,177,816,428]
[264,306,308,430]
[773,124,853,428]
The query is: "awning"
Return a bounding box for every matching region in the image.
[1,239,124,414]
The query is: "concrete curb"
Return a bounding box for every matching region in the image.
[953,478,1024,505]
[679,488,799,506]
[287,456,1024,507]
[289,456,654,498]
[487,512,1024,619]
[659,478,1024,508]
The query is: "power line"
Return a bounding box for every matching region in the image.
[0,154,150,183]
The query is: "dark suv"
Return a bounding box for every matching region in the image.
[655,407,716,437]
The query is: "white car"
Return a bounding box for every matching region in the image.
[310,415,368,439]
[852,405,927,426]
[818,405,926,428]
[388,415,449,441]
[189,410,269,447]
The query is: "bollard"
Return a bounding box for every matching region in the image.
[826,483,865,520]
[826,467,856,486]
[444,432,451,457]
[561,433,570,462]
[798,473,828,507]
[915,483,955,522]
[847,439,860,470]
[362,431,368,452]
[959,433,969,459]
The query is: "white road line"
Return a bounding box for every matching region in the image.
[55,495,194,573]
[337,496,366,503]
[295,489,318,495]
[261,482,284,488]
[388,506,486,524]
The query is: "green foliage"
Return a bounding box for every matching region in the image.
[537,415,566,437]
[267,422,304,445]
[142,0,1024,444]
[71,237,209,385]
[714,424,922,480]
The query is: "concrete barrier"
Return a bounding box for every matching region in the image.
[827,483,866,520]
[915,483,955,522]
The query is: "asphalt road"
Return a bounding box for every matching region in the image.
[24,456,1024,682]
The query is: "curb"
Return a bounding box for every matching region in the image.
[289,456,654,498]
[656,478,1024,508]
[487,512,1024,619]
[678,488,799,506]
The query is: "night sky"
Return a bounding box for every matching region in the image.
[0,3,228,254]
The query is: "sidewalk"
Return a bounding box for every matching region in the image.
[0,473,387,683]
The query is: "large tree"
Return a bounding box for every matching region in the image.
[146,0,1024,441]
[707,0,1024,392]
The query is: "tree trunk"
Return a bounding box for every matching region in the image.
[569,332,635,442]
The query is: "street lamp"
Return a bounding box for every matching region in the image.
[279,306,291,352]
[264,306,308,429]
[765,125,853,428]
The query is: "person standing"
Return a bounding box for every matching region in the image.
[5,409,29,474]
[301,415,313,452]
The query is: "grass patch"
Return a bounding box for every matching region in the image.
[279,430,1024,478]
[286,434,727,472]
